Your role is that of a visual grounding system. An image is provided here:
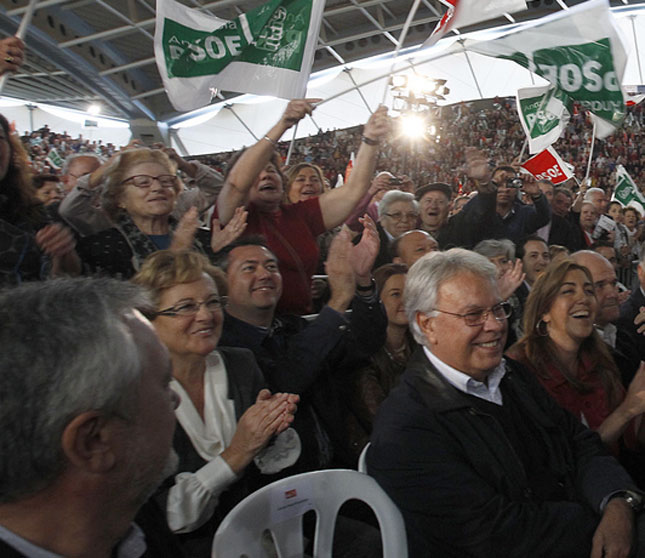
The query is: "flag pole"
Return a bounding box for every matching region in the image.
[0,0,38,94]
[285,124,298,165]
[518,138,528,162]
[584,120,596,183]
[380,0,423,105]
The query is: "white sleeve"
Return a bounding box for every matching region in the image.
[166,455,238,533]
[173,162,224,219]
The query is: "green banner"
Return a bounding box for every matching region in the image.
[501,38,624,127]
[162,0,313,78]
[519,88,570,140]
[614,165,645,206]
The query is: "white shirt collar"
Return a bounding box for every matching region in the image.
[596,323,617,349]
[423,346,505,405]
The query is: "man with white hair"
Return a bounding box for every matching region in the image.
[368,249,645,558]
[585,187,610,216]
[0,278,181,557]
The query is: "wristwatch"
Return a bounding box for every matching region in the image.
[609,490,644,513]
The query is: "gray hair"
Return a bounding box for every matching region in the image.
[584,187,605,202]
[0,277,153,503]
[405,249,498,345]
[61,153,102,176]
[378,190,419,219]
[473,239,516,260]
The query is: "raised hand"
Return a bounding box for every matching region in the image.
[279,98,322,129]
[211,206,248,253]
[351,216,380,283]
[362,105,391,143]
[170,206,199,253]
[325,228,356,313]
[498,259,525,300]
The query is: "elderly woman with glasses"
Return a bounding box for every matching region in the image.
[506,258,645,456]
[133,250,299,557]
[76,148,219,278]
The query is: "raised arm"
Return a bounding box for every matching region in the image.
[217,98,320,225]
[318,106,391,230]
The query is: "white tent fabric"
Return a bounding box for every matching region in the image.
[171,2,645,156]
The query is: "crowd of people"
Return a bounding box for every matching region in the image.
[7,32,645,558]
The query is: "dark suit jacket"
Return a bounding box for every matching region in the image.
[548,214,585,252]
[367,349,637,558]
[617,287,645,385]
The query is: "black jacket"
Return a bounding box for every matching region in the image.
[368,349,637,558]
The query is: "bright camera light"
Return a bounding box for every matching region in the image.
[400,114,426,138]
[391,75,407,88]
[87,104,101,115]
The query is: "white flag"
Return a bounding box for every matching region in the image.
[516,84,571,154]
[154,0,324,112]
[424,0,527,47]
[460,0,627,138]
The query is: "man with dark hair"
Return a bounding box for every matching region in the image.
[218,226,386,471]
[0,277,181,558]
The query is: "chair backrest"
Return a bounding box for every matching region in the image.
[358,442,370,473]
[212,468,407,558]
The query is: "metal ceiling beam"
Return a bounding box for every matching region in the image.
[0,10,149,119]
[6,0,70,16]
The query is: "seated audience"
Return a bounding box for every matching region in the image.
[346,263,414,457]
[76,148,221,278]
[216,99,391,315]
[133,251,298,557]
[507,259,645,457]
[368,248,645,558]
[217,228,386,472]
[60,147,224,237]
[0,277,183,558]
[0,114,79,284]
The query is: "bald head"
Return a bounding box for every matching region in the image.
[572,250,620,326]
[392,230,438,268]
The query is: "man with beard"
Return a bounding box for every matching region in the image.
[0,278,181,558]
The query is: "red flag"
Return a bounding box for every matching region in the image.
[520,147,574,185]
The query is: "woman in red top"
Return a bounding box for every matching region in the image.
[507,258,645,453]
[216,99,391,315]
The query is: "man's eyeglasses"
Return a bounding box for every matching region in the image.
[122,174,178,189]
[156,296,228,317]
[383,211,419,222]
[432,301,512,326]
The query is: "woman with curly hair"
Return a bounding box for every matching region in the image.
[506,258,645,454]
[0,113,78,285]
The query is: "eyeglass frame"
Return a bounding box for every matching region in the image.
[382,211,419,222]
[431,301,512,327]
[155,295,228,317]
[121,174,179,189]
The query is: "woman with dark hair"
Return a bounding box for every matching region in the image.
[217,99,391,315]
[507,258,645,453]
[346,262,415,457]
[0,114,78,284]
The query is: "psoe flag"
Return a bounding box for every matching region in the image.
[613,164,645,212]
[461,0,627,139]
[520,146,574,185]
[516,84,571,154]
[154,0,324,112]
[424,0,527,47]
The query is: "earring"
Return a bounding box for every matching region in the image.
[536,319,548,337]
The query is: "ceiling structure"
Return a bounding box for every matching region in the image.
[0,0,637,124]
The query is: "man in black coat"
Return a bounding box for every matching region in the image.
[368,249,645,558]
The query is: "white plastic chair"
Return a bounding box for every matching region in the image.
[357,442,370,473]
[212,468,407,558]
